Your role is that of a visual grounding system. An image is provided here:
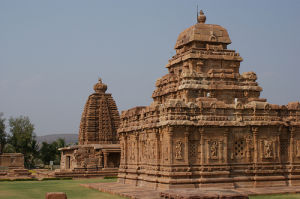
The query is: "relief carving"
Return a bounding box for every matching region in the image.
[175,141,183,160]
[297,140,300,157]
[209,140,218,159]
[264,140,273,159]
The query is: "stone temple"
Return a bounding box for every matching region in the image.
[117,11,300,189]
[56,78,121,177]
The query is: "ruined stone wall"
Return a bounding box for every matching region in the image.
[0,153,24,169]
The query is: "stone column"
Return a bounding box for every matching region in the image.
[218,140,223,163]
[155,128,160,165]
[290,127,295,164]
[134,132,139,166]
[160,132,164,163]
[277,126,282,163]
[223,128,229,164]
[200,128,204,165]
[103,152,108,168]
[252,127,259,187]
[98,152,103,168]
[184,129,189,165]
[252,127,259,164]
[168,127,174,165]
[124,134,128,165]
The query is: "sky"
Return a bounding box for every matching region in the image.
[0,0,300,136]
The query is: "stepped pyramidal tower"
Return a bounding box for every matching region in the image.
[118,11,300,189]
[57,78,121,177]
[78,78,120,145]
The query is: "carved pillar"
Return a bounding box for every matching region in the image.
[168,127,174,165]
[124,134,128,165]
[134,132,139,166]
[155,128,160,165]
[259,140,263,160]
[200,128,204,165]
[218,140,223,163]
[246,132,251,162]
[184,129,189,165]
[290,127,295,164]
[277,126,282,163]
[206,140,210,163]
[160,132,164,163]
[252,127,259,164]
[224,128,229,164]
[98,152,103,168]
[103,151,108,168]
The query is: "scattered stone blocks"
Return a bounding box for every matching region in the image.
[45,192,67,199]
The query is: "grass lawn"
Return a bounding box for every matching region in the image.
[250,194,300,199]
[1,179,300,199]
[0,178,126,199]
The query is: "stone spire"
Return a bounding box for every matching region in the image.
[78,78,120,145]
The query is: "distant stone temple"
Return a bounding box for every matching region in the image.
[118,11,300,189]
[56,79,120,177]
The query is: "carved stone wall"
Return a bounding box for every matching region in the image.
[0,153,24,169]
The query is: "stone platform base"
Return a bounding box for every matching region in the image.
[55,168,118,178]
[81,182,300,199]
[0,168,33,179]
[9,169,31,176]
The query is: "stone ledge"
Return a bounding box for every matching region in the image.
[81,182,300,199]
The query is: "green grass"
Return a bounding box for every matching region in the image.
[250,194,300,199]
[1,178,299,199]
[0,178,126,199]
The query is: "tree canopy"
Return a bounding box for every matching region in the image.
[0,113,7,153]
[7,116,39,168]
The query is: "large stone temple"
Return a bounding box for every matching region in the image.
[56,78,121,177]
[117,11,300,189]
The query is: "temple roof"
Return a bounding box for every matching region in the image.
[175,10,231,49]
[78,78,120,145]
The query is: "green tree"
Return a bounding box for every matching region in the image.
[8,116,38,168]
[40,138,66,165]
[0,113,7,153]
[56,138,66,148]
[3,143,16,153]
[40,142,54,165]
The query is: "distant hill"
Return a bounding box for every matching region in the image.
[36,133,78,145]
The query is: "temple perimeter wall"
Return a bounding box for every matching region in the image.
[0,153,24,169]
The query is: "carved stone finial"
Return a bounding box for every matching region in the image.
[93,78,107,93]
[197,10,206,24]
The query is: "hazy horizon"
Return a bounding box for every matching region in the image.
[1,0,300,136]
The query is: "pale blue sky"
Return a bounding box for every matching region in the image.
[0,0,299,135]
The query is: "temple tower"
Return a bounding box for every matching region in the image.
[78,78,120,145]
[57,78,121,177]
[118,11,300,189]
